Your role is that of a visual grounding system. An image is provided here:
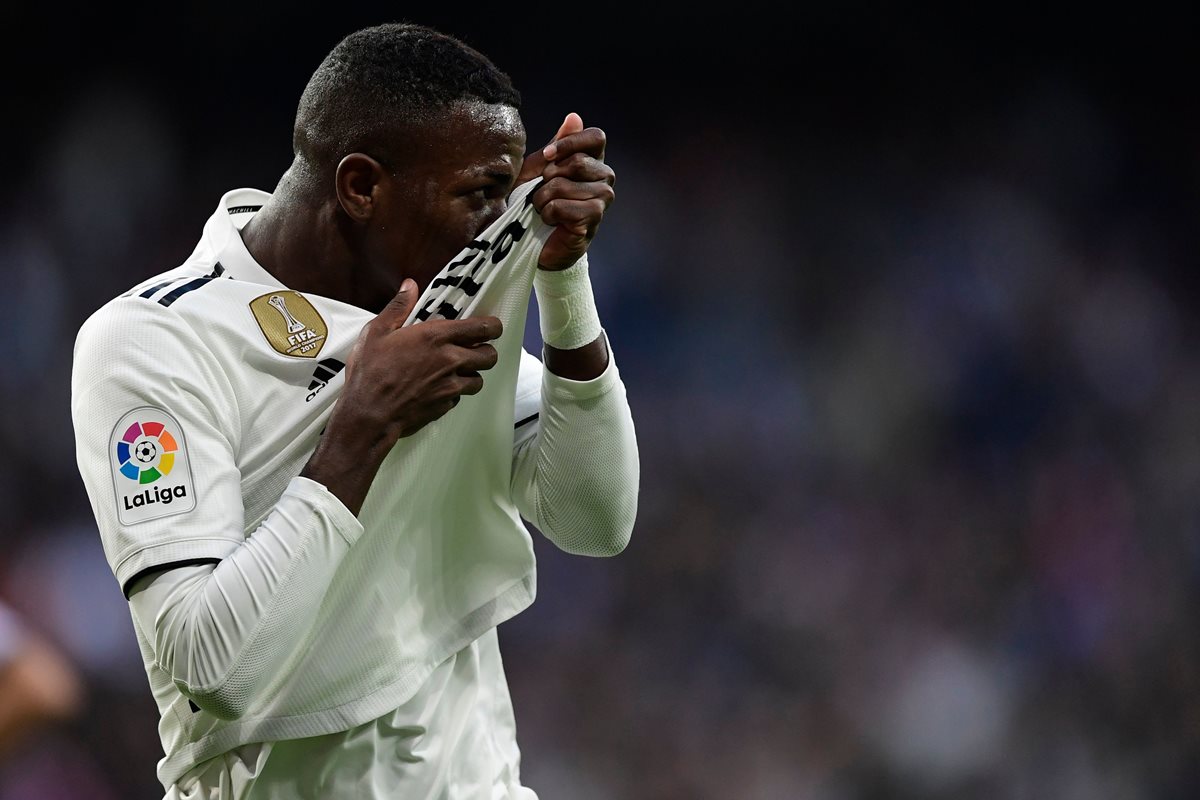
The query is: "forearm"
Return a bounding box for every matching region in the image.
[128,477,362,720]
[512,347,639,555]
[301,421,390,516]
[543,336,608,381]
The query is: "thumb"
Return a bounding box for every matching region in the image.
[552,112,584,143]
[380,278,419,326]
[518,113,585,183]
[542,112,584,161]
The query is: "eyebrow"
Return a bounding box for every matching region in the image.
[480,169,515,184]
[453,165,517,191]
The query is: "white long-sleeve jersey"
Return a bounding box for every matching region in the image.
[71,183,639,794]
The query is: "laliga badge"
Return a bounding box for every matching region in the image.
[110,407,197,525]
[250,291,328,358]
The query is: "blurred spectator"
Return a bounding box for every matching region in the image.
[0,601,82,757]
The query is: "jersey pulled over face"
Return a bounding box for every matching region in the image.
[372,101,527,296]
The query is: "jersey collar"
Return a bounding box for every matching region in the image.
[203,189,286,289]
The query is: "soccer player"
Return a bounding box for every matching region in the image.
[71,23,638,799]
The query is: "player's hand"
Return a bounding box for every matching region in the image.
[341,279,502,443]
[517,113,615,271]
[305,278,502,514]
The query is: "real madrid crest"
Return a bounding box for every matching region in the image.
[249,291,328,358]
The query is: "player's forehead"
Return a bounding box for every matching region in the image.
[419,100,526,171]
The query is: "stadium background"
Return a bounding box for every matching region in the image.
[2,6,1199,798]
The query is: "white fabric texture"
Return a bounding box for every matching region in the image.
[71,183,639,794]
[127,477,362,720]
[129,351,634,707]
[533,254,603,350]
[512,333,637,556]
[161,627,536,800]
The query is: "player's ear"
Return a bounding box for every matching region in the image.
[335,153,387,223]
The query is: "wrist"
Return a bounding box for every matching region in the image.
[301,421,391,515]
[534,254,603,351]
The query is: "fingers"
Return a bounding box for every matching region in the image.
[455,342,499,374]
[539,198,608,235]
[540,113,585,161]
[517,113,585,184]
[425,315,503,346]
[552,112,585,143]
[542,152,616,185]
[544,126,606,163]
[378,279,419,327]
[532,178,615,210]
[455,373,486,397]
[516,149,548,184]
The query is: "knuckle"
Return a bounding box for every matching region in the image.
[433,380,460,401]
[556,181,576,197]
[550,154,588,176]
[535,177,566,202]
[416,322,440,343]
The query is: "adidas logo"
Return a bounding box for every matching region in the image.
[306,358,345,402]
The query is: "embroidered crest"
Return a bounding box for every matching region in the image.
[249,291,328,358]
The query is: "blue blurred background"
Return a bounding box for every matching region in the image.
[2,5,1200,798]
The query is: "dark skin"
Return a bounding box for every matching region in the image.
[240,104,615,514]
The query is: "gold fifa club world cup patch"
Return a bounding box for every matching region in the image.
[250,291,328,358]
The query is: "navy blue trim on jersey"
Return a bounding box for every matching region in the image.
[156,263,227,307]
[122,557,223,599]
[137,279,177,299]
[158,278,210,307]
[132,263,228,305]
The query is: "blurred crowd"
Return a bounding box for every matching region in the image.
[2,10,1199,799]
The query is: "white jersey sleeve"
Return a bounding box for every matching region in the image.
[75,296,243,590]
[73,296,364,718]
[125,477,361,720]
[510,336,639,556]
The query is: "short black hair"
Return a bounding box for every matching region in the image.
[293,23,520,185]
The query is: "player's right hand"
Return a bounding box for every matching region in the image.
[302,279,501,514]
[340,279,502,444]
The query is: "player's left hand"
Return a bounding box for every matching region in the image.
[518,113,615,271]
